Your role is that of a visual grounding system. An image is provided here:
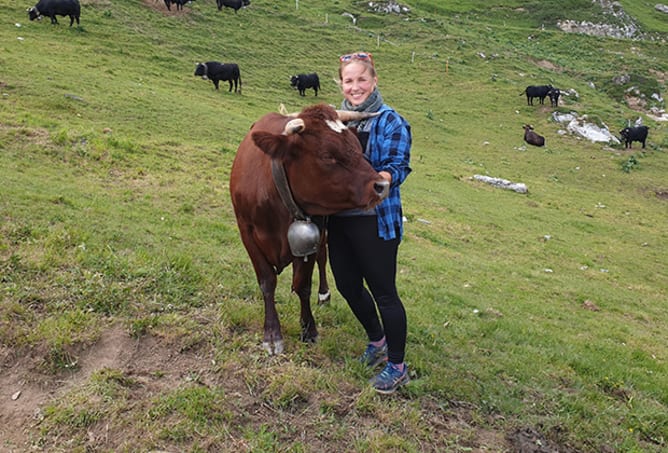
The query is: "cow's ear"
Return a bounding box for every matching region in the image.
[252,131,290,160]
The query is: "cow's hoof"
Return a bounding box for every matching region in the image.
[318,290,331,305]
[262,340,284,355]
[300,333,318,344]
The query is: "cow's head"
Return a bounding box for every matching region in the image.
[289,75,299,87]
[251,104,389,215]
[194,63,207,79]
[27,7,41,21]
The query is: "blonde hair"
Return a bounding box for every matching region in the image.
[338,52,376,80]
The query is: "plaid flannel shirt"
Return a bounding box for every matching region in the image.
[366,105,412,240]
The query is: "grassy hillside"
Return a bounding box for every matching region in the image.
[1,0,667,451]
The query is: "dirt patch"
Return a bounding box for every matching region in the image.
[143,0,191,16]
[532,58,563,73]
[508,426,574,452]
[0,325,208,451]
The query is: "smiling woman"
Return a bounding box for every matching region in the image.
[330,50,413,394]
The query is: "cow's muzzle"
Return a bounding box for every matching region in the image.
[374,179,390,201]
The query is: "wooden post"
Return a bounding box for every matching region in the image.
[411,51,415,64]
[295,0,298,10]
[446,58,449,74]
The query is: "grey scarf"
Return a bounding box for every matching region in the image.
[340,87,384,129]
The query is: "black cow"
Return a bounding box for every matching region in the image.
[290,73,320,97]
[194,61,242,93]
[619,126,649,149]
[217,0,250,12]
[28,0,80,26]
[520,84,553,106]
[547,87,560,107]
[523,124,545,147]
[165,0,193,11]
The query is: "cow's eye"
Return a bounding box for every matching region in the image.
[321,153,337,164]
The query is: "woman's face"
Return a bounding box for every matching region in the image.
[340,61,377,106]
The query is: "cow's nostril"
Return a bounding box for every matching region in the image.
[374,180,390,199]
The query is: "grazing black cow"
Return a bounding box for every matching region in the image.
[28,0,80,26]
[547,87,560,107]
[164,0,194,11]
[194,61,242,93]
[523,124,545,147]
[217,0,250,12]
[520,85,553,106]
[619,126,649,149]
[290,73,321,97]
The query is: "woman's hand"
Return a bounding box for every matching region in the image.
[379,171,392,183]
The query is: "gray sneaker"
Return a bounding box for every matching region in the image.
[359,343,388,368]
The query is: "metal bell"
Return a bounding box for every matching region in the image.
[287,220,321,257]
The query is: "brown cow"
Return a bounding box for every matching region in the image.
[523,124,545,147]
[230,104,390,354]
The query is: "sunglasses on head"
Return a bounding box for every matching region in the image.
[339,52,373,63]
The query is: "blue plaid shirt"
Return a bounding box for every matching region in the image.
[366,105,412,240]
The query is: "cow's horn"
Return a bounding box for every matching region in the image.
[283,118,305,135]
[335,110,381,123]
[278,104,299,117]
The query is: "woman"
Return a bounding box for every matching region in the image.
[328,52,412,394]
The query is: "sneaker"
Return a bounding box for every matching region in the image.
[370,362,409,394]
[359,342,388,368]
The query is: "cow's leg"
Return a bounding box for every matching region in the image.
[291,257,318,343]
[259,272,282,353]
[228,80,233,92]
[238,230,284,354]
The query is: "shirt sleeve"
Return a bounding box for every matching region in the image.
[377,110,412,188]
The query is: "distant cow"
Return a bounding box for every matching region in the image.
[28,0,80,26]
[547,87,560,107]
[619,125,649,149]
[165,0,192,10]
[230,104,389,354]
[520,85,553,106]
[194,61,242,93]
[290,73,321,97]
[523,124,545,147]
[217,0,250,12]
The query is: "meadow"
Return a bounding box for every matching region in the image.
[1,0,667,451]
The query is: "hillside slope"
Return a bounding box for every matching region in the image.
[1,1,667,451]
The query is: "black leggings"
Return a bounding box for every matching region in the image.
[327,215,407,364]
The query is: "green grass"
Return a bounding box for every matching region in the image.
[1,0,667,451]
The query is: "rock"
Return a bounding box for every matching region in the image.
[473,175,528,194]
